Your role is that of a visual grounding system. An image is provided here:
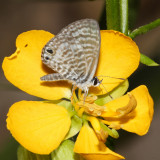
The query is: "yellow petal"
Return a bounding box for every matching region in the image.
[90,30,140,94]
[102,85,154,135]
[7,101,71,154]
[2,30,71,100]
[74,123,124,160]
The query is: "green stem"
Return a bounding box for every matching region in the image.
[129,18,160,39]
[106,0,120,31]
[120,0,128,35]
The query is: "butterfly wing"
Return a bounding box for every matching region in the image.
[41,19,100,85]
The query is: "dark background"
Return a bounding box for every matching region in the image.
[0,0,160,159]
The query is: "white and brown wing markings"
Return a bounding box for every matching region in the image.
[42,36,78,82]
[41,19,100,85]
[58,19,100,84]
[73,19,100,84]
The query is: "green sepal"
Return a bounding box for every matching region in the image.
[57,100,73,112]
[100,122,119,139]
[51,140,81,160]
[17,145,51,160]
[95,79,129,105]
[140,53,159,66]
[65,115,82,139]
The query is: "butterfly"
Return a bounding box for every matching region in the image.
[40,19,102,97]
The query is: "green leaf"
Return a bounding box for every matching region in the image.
[51,140,81,160]
[140,53,159,66]
[57,100,73,112]
[65,115,82,139]
[95,79,129,105]
[17,145,51,160]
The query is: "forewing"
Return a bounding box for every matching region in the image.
[41,19,100,84]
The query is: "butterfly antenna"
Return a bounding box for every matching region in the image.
[101,83,113,100]
[97,75,125,80]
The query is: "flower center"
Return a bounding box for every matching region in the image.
[77,95,106,116]
[71,88,137,143]
[71,88,106,117]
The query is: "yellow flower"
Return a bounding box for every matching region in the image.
[2,30,154,159]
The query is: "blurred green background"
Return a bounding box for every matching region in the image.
[0,0,159,159]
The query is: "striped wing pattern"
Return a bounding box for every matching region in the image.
[41,19,100,86]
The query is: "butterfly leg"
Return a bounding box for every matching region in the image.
[71,85,77,100]
[83,87,89,103]
[71,85,81,112]
[40,73,65,81]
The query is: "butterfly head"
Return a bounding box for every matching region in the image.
[91,76,103,87]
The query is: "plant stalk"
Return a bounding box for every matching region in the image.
[120,0,128,35]
[106,0,120,31]
[129,18,160,39]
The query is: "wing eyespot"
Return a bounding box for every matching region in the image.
[45,56,50,60]
[46,49,53,54]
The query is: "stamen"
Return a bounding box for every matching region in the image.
[116,92,137,117]
[88,116,101,131]
[80,94,97,103]
[108,123,121,130]
[89,107,94,111]
[71,89,106,117]
[77,100,105,117]
[77,108,85,117]
[87,116,108,142]
[95,129,108,143]
[97,111,102,116]
[74,103,80,112]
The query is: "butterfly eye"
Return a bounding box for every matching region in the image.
[46,49,53,54]
[92,77,101,87]
[93,77,98,86]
